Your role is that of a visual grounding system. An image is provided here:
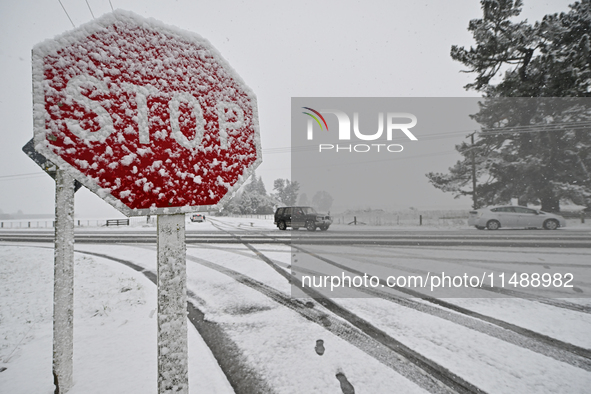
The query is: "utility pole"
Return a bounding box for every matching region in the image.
[470,133,477,209]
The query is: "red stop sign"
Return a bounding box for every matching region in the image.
[32,10,261,216]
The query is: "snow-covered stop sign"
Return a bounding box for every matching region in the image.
[32,10,261,216]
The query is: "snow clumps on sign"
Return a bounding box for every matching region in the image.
[32,10,261,217]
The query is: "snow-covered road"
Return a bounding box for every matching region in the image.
[1,217,590,393]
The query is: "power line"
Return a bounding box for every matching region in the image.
[264,129,477,155]
[57,0,75,27]
[0,172,44,179]
[0,144,457,181]
[273,122,591,155]
[479,121,591,135]
[0,172,48,181]
[109,0,114,11]
[85,0,95,18]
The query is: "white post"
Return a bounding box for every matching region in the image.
[157,213,188,393]
[53,169,75,393]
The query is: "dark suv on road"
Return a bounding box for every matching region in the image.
[274,206,332,231]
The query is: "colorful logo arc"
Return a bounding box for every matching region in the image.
[302,107,329,131]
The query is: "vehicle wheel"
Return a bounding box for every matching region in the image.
[486,220,500,230]
[278,221,287,230]
[306,221,316,231]
[475,226,484,230]
[320,225,329,231]
[543,219,559,230]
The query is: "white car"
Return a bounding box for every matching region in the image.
[468,205,566,230]
[190,213,205,222]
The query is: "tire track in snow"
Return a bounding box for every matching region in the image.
[296,245,591,361]
[291,261,591,372]
[185,253,470,393]
[206,220,488,394]
[350,247,591,313]
[64,247,276,394]
[134,242,468,394]
[207,219,591,364]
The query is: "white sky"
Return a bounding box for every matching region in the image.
[0,0,576,217]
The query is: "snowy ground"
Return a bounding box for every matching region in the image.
[0,244,233,394]
[1,217,590,393]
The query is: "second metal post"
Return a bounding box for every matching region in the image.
[53,169,75,393]
[157,213,188,393]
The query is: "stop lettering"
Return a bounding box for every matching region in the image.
[32,10,261,216]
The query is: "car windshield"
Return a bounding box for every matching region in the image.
[302,207,317,214]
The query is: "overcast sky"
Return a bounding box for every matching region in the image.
[0,0,576,217]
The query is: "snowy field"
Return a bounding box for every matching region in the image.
[1,216,590,393]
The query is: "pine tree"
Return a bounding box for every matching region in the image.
[239,172,274,214]
[427,0,591,212]
[273,178,300,206]
[254,175,267,196]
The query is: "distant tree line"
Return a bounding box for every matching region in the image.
[220,173,334,214]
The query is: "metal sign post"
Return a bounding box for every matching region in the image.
[157,214,188,392]
[23,136,81,394]
[53,169,75,393]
